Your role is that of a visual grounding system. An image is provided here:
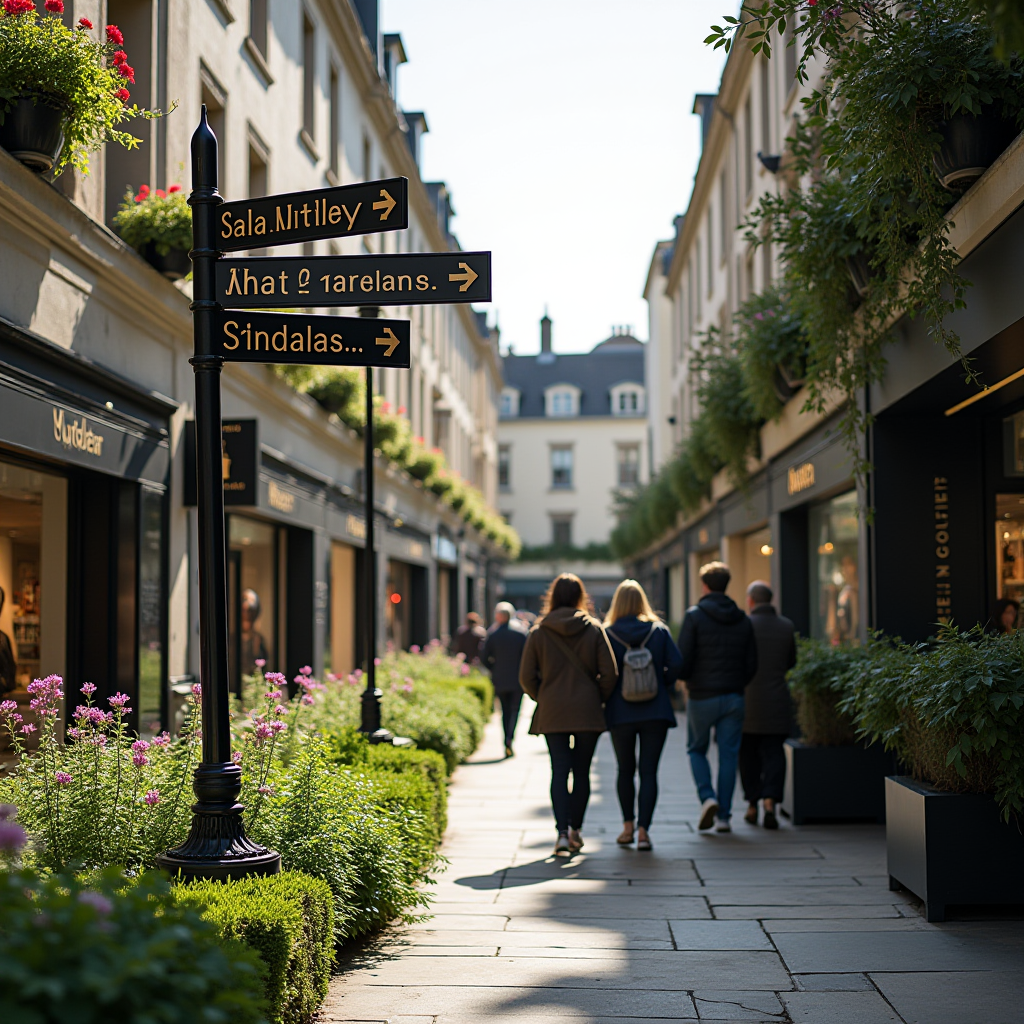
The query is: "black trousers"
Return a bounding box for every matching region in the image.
[609,721,670,830]
[544,732,600,833]
[739,732,787,803]
[497,691,522,746]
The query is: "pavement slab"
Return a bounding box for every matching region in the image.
[326,711,1024,1023]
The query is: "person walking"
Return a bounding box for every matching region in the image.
[481,601,528,758]
[678,561,758,833]
[520,573,617,856]
[450,612,486,663]
[604,579,683,851]
[740,581,797,830]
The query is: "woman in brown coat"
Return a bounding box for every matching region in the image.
[520,573,617,855]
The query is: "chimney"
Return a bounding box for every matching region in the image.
[540,313,552,354]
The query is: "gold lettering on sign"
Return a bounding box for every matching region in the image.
[934,477,951,624]
[52,407,104,457]
[787,462,816,495]
[346,514,366,540]
[268,480,296,514]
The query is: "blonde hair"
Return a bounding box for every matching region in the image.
[605,579,660,626]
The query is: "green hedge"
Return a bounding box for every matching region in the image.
[176,871,334,1024]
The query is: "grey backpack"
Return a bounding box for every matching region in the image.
[607,625,658,702]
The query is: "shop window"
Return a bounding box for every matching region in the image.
[228,516,279,693]
[809,491,860,643]
[137,487,164,736]
[994,494,1024,628]
[550,446,573,489]
[1002,410,1024,476]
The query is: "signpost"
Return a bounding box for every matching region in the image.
[157,107,490,880]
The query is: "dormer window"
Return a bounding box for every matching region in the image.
[545,385,580,418]
[500,387,520,418]
[610,383,645,416]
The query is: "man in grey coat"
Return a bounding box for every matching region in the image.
[740,580,797,829]
[481,602,528,758]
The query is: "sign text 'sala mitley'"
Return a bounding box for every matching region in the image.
[211,310,411,368]
[216,251,492,308]
[216,177,408,251]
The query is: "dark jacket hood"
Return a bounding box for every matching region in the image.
[539,606,593,637]
[605,615,660,646]
[698,592,745,625]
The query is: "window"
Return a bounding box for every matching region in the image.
[498,445,511,490]
[760,57,772,155]
[619,391,638,414]
[550,446,573,489]
[705,210,713,292]
[302,11,315,141]
[617,444,640,488]
[719,170,728,262]
[551,515,573,547]
[362,134,372,182]
[248,130,268,198]
[743,94,753,197]
[611,384,644,416]
[499,388,519,418]
[545,387,578,417]
[810,491,860,644]
[329,65,340,178]
[250,0,268,58]
[784,21,797,92]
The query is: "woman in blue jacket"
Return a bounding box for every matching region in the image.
[604,579,683,851]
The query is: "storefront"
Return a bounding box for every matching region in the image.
[0,317,172,737]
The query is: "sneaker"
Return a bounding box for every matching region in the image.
[714,818,732,833]
[763,808,779,830]
[568,828,584,851]
[553,832,571,856]
[698,798,719,831]
[504,744,514,759]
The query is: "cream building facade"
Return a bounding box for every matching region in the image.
[498,317,647,613]
[0,0,502,738]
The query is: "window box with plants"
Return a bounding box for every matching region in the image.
[781,638,897,825]
[113,183,192,280]
[840,625,1024,922]
[0,4,155,174]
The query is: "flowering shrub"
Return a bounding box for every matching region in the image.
[113,182,192,256]
[0,5,162,173]
[0,866,266,1023]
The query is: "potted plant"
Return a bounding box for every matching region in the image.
[113,183,192,279]
[781,638,899,826]
[843,624,1024,922]
[0,4,156,173]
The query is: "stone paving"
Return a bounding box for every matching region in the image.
[323,712,1024,1023]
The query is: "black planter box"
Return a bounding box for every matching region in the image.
[885,776,1024,923]
[781,739,895,825]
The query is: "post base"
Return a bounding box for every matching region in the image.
[156,845,281,882]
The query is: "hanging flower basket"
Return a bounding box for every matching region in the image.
[0,3,161,175]
[113,184,192,280]
[933,110,1020,191]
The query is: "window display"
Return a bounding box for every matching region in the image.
[228,516,279,691]
[809,491,860,644]
[994,494,1024,630]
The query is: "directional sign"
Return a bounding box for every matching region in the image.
[216,251,492,308]
[216,177,408,252]
[212,310,411,367]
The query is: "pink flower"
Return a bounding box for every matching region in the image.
[301,694,314,706]
[231,750,243,764]
[274,704,289,717]
[257,785,273,795]
[144,790,160,806]
[105,24,124,45]
[264,672,287,689]
[77,891,113,915]
[168,184,181,193]
[254,722,273,741]
[81,682,97,696]
[461,664,471,675]
[0,700,17,714]
[131,740,150,752]
[264,690,282,701]
[54,772,72,785]
[402,683,413,693]
[0,820,27,852]
[410,644,421,653]
[374,657,382,666]
[20,724,36,735]
[191,682,202,698]
[269,720,286,734]
[132,753,149,768]
[108,692,130,709]
[354,668,363,678]
[67,728,81,740]
[300,665,312,676]
[152,732,170,747]
[44,0,64,13]
[255,658,266,668]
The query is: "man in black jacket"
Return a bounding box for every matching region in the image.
[481,602,527,757]
[741,581,797,830]
[678,562,758,832]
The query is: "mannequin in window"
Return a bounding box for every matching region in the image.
[835,555,859,643]
[241,588,269,673]
[0,587,17,694]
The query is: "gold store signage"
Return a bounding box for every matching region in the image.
[267,480,296,514]
[53,406,104,456]
[787,462,816,495]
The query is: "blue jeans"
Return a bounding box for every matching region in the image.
[686,693,745,821]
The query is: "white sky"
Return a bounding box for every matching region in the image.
[381,0,728,355]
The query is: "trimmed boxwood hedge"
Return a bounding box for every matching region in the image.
[176,871,334,1024]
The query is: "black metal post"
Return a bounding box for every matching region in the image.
[358,307,390,742]
[156,108,280,880]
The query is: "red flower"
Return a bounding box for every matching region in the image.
[134,183,149,200]
[3,0,36,14]
[116,88,130,103]
[105,24,124,45]
[155,189,166,198]
[168,184,181,193]
[44,0,64,13]
[77,16,92,29]
[112,50,128,65]
[118,64,135,83]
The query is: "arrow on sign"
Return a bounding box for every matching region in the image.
[376,327,400,357]
[372,189,396,221]
[448,262,479,293]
